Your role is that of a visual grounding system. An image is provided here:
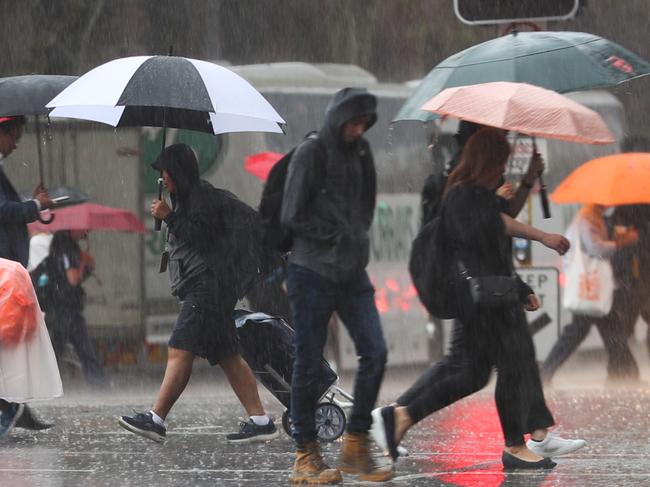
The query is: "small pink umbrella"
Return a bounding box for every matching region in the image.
[245,151,284,182]
[421,81,615,145]
[28,202,146,234]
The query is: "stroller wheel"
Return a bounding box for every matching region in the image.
[281,409,293,437]
[315,403,346,442]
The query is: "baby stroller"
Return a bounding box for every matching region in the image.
[234,310,353,442]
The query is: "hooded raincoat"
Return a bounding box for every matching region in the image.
[280,88,377,282]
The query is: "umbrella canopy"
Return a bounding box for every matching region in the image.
[21,185,89,208]
[421,82,615,145]
[244,151,283,182]
[0,75,77,117]
[28,202,146,234]
[47,55,285,135]
[397,31,650,122]
[551,153,650,206]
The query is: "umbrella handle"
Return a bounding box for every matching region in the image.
[38,212,55,224]
[154,177,163,231]
[531,137,551,219]
[539,175,551,219]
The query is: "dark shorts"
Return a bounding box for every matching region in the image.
[168,276,239,365]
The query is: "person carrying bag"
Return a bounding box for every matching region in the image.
[563,211,617,317]
[541,204,640,383]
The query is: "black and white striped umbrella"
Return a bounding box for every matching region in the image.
[46,56,285,135]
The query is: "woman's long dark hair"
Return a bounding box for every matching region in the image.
[49,231,79,267]
[444,127,511,197]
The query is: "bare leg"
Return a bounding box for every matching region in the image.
[504,444,544,461]
[530,428,548,441]
[152,347,195,419]
[220,354,265,417]
[393,406,414,445]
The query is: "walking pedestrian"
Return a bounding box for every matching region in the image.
[372,128,585,471]
[540,204,640,383]
[118,143,278,444]
[43,230,109,386]
[282,88,391,484]
[0,115,56,437]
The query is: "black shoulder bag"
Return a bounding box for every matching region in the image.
[457,261,520,309]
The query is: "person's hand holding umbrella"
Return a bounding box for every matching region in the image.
[615,227,639,249]
[32,184,54,211]
[150,198,171,221]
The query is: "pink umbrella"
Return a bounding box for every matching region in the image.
[245,151,284,182]
[28,202,146,234]
[421,81,615,145]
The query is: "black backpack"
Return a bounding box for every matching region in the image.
[30,255,63,312]
[258,133,325,253]
[207,187,280,300]
[408,205,457,319]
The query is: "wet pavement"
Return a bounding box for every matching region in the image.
[2,357,650,486]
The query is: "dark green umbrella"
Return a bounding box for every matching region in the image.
[395,31,650,122]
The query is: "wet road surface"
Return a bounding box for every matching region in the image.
[2,359,650,486]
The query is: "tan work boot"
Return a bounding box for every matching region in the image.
[291,441,342,485]
[339,431,394,482]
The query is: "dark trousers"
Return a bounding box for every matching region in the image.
[541,288,640,381]
[397,301,554,447]
[47,308,107,386]
[287,264,388,445]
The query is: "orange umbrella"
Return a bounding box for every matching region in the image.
[421,81,615,145]
[244,151,284,182]
[551,152,650,206]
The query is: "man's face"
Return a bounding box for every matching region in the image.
[0,126,23,157]
[341,116,370,143]
[162,170,176,194]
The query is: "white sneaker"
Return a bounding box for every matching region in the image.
[527,433,586,457]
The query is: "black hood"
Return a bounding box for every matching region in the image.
[321,87,377,145]
[152,143,200,201]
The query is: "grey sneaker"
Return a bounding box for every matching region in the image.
[226,419,279,443]
[527,433,586,457]
[118,411,166,443]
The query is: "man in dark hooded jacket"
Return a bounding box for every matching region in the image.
[118,143,278,444]
[281,88,391,484]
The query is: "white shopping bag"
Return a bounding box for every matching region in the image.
[562,223,614,317]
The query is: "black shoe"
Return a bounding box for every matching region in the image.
[370,406,399,461]
[0,403,24,439]
[118,411,166,443]
[502,451,557,471]
[15,405,54,430]
[226,419,279,443]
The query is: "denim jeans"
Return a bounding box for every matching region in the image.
[287,264,388,445]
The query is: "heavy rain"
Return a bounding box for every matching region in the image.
[1,1,650,485]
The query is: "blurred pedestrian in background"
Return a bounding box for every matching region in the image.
[42,230,109,387]
[541,203,640,383]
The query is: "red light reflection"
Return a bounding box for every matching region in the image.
[372,278,426,316]
[414,397,559,486]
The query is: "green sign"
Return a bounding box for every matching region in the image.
[141,128,224,194]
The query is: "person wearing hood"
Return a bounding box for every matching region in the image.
[118,143,278,444]
[281,88,392,484]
